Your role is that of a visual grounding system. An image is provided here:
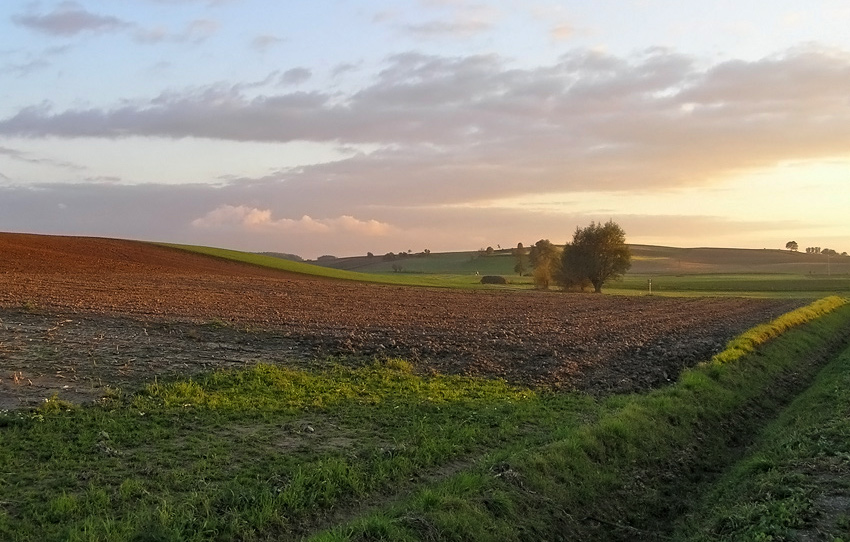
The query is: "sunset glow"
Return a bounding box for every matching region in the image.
[1,1,848,257]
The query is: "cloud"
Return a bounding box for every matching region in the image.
[278,67,312,86]
[135,18,219,43]
[2,46,850,206]
[191,205,394,236]
[145,0,235,5]
[404,18,492,38]
[251,34,285,52]
[331,62,361,77]
[550,22,573,41]
[12,2,130,36]
[11,3,219,45]
[2,45,71,77]
[0,145,85,171]
[378,1,499,40]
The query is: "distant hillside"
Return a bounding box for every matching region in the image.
[312,245,850,276]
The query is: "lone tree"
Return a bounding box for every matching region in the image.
[528,239,560,289]
[559,220,631,293]
[785,241,799,252]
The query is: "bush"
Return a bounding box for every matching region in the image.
[481,275,508,285]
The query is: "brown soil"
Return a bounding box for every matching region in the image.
[0,233,804,409]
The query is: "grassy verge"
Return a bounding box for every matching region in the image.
[674,341,850,540]
[311,296,850,541]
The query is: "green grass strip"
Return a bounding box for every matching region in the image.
[708,295,847,365]
[313,296,850,541]
[675,341,850,540]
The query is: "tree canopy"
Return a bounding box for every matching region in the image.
[559,220,631,293]
[512,242,527,276]
[528,239,560,289]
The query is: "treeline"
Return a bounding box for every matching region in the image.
[786,241,847,256]
[512,220,631,293]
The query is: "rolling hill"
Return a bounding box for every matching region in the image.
[308,244,850,276]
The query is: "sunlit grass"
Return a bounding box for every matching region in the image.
[0,360,596,541]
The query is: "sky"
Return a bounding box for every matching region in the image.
[1,1,849,258]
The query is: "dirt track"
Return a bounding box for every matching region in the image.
[0,233,804,408]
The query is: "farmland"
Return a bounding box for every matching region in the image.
[307,244,850,297]
[0,233,803,406]
[1,232,850,541]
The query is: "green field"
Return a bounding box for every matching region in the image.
[164,242,850,298]
[2,297,849,541]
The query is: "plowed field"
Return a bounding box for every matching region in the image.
[0,233,803,408]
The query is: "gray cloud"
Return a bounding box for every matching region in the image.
[279,67,312,86]
[0,145,85,171]
[404,18,492,38]
[251,34,285,52]
[331,62,361,77]
[12,3,131,37]
[134,19,219,44]
[2,46,849,207]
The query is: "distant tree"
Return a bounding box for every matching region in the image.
[559,220,631,293]
[383,252,396,261]
[512,242,527,276]
[485,246,494,256]
[367,252,374,258]
[317,255,337,261]
[785,241,798,252]
[423,248,431,256]
[823,248,838,256]
[528,239,560,289]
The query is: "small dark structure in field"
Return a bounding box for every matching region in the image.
[480,275,508,285]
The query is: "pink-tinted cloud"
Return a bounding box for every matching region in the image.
[191,205,394,237]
